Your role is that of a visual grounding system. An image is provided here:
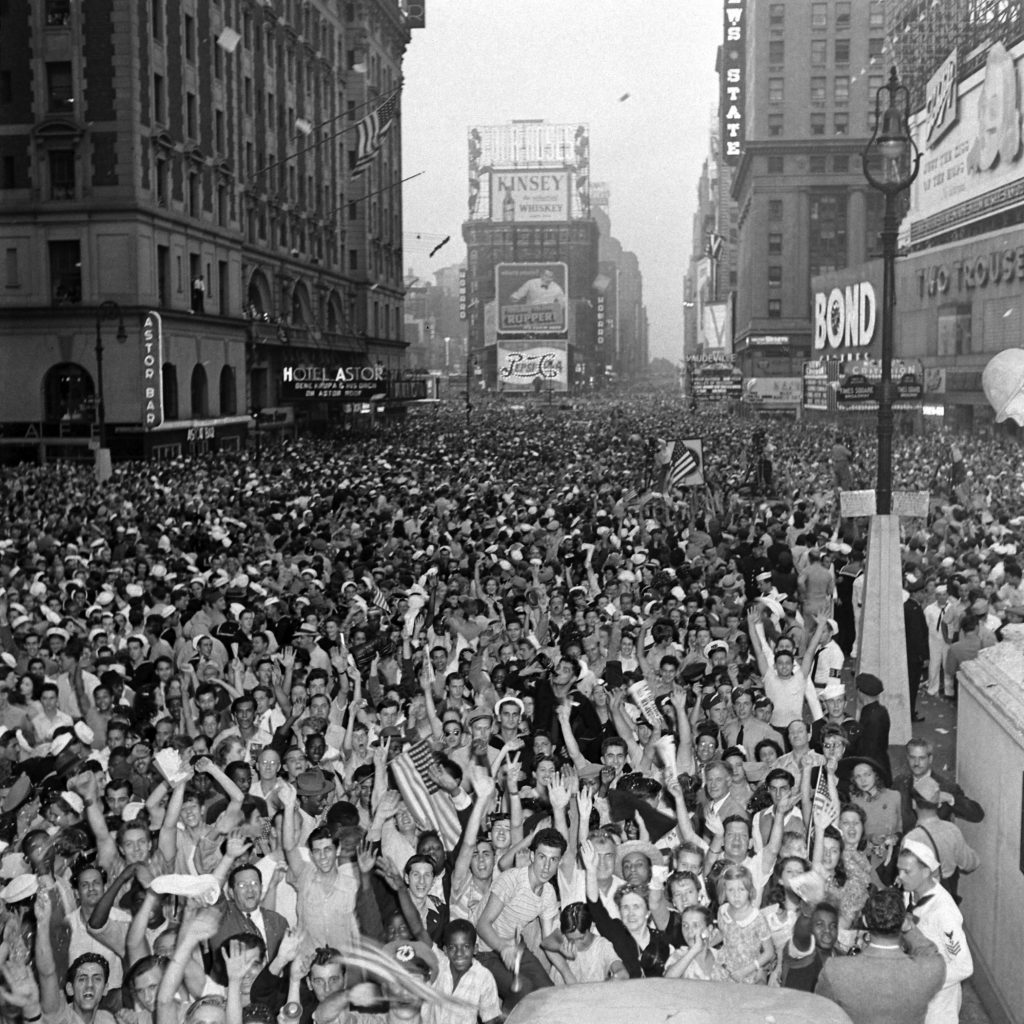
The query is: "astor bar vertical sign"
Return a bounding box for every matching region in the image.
[721,0,746,165]
[142,311,164,429]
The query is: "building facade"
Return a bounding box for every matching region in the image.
[462,120,602,393]
[808,3,1024,434]
[728,0,887,378]
[0,0,415,463]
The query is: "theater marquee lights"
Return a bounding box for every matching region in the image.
[721,0,746,165]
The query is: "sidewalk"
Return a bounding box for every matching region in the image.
[901,688,992,1024]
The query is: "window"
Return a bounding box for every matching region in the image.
[184,15,195,60]
[836,2,850,29]
[834,38,850,64]
[186,92,197,138]
[219,366,237,415]
[810,155,828,173]
[191,365,209,418]
[152,0,163,40]
[46,0,71,26]
[833,155,849,172]
[809,193,848,275]
[767,155,784,174]
[768,200,783,221]
[769,3,784,24]
[46,62,73,113]
[768,232,783,254]
[162,363,178,418]
[769,77,784,104]
[768,266,783,286]
[811,112,826,135]
[834,112,849,135]
[215,110,225,152]
[768,113,783,137]
[869,1,885,28]
[769,40,784,64]
[44,363,94,421]
[811,39,826,65]
[214,40,223,78]
[811,77,826,106]
[6,247,20,287]
[49,239,81,303]
[349,248,358,271]
[49,149,75,198]
[768,299,782,318]
[188,171,201,218]
[811,3,827,28]
[834,75,849,105]
[244,76,252,114]
[1,156,15,189]
[153,74,165,123]
[869,37,884,62]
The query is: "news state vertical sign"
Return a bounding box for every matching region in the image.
[721,0,746,165]
[142,311,164,429]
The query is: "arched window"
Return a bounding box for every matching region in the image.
[219,365,237,415]
[190,364,209,418]
[162,363,179,419]
[43,362,94,422]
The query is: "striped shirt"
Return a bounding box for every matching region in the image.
[479,866,558,950]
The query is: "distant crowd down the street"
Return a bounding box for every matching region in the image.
[0,390,1007,1024]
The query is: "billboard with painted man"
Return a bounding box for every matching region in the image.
[496,262,568,337]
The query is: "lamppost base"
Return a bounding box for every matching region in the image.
[94,446,113,483]
[856,513,912,745]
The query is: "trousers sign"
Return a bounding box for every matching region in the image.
[917,245,1024,296]
[142,311,164,429]
[813,282,877,350]
[281,364,386,401]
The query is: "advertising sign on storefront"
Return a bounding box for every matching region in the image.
[497,340,568,392]
[280,364,386,401]
[490,170,571,222]
[496,263,568,337]
[910,40,1024,243]
[142,311,164,429]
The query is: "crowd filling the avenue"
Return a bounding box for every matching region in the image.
[0,394,1004,1024]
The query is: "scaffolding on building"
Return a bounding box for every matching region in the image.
[886,0,1024,111]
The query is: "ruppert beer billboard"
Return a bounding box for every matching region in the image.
[495,263,568,337]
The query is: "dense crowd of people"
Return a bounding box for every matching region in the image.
[0,392,1006,1024]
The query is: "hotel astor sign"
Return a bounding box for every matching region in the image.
[280,364,386,401]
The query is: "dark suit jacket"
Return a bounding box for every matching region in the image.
[894,768,984,831]
[212,901,288,962]
[815,926,945,1024]
[904,599,929,668]
[854,701,891,780]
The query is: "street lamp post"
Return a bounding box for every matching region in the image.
[862,66,921,514]
[466,351,476,430]
[858,66,921,745]
[94,300,127,454]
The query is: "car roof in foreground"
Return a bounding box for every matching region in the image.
[505,977,855,1024]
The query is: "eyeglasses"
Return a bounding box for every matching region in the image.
[443,728,462,737]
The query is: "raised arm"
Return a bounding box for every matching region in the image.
[33,890,63,1014]
[157,909,223,1024]
[452,771,496,887]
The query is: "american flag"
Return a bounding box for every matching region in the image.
[363,575,391,615]
[353,90,400,174]
[811,764,840,846]
[653,440,704,491]
[391,742,462,849]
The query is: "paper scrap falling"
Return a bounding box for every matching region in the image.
[619,93,631,102]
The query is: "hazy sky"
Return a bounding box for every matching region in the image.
[400,0,723,362]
